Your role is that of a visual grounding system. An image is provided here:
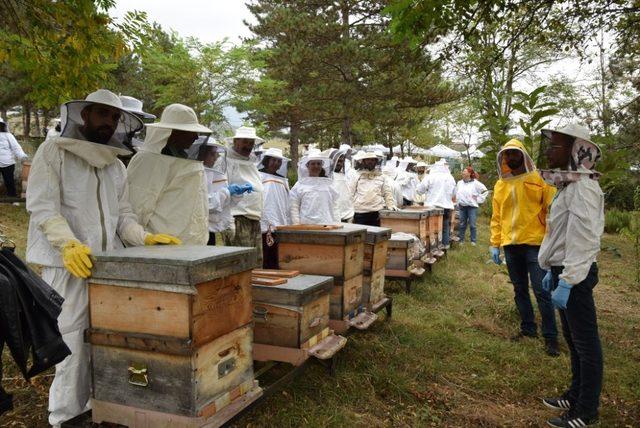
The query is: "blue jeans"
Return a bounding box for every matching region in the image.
[442,209,452,246]
[503,245,558,340]
[551,263,602,418]
[458,205,478,243]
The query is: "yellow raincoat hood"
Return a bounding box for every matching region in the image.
[490,139,556,247]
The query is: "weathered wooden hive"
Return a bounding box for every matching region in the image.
[354,223,391,308]
[379,208,429,248]
[274,225,370,325]
[251,271,347,364]
[385,233,419,271]
[425,207,444,247]
[86,245,261,426]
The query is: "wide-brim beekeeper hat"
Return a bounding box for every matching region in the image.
[146,103,212,133]
[541,123,602,171]
[224,126,265,144]
[60,89,144,144]
[119,95,156,121]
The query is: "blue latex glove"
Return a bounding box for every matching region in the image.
[490,247,502,265]
[542,271,552,292]
[551,279,572,310]
[228,184,245,196]
[242,183,254,194]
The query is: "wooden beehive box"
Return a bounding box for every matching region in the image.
[426,207,444,246]
[252,274,333,349]
[87,245,259,419]
[386,233,418,271]
[276,226,366,320]
[352,223,391,306]
[380,209,429,245]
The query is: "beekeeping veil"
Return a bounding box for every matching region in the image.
[60,89,143,152]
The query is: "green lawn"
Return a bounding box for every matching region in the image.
[1,204,638,427]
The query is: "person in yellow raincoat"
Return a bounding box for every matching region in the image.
[489,139,559,356]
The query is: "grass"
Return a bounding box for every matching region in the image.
[1,203,639,427]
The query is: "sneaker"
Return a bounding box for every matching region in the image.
[542,396,572,411]
[511,331,538,341]
[547,411,598,427]
[470,242,476,246]
[545,339,560,357]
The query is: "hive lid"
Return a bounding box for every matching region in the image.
[342,223,391,244]
[423,206,445,215]
[275,224,366,245]
[379,209,428,219]
[91,245,257,286]
[252,274,333,307]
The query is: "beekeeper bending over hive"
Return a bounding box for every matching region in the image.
[26,89,181,427]
[290,154,339,225]
[128,104,244,245]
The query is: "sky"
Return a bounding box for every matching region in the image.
[111,1,600,142]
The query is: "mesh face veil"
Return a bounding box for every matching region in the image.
[298,155,332,179]
[60,101,143,149]
[259,155,289,177]
[188,136,227,175]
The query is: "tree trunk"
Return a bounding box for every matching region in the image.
[289,121,300,170]
[34,109,41,137]
[0,108,7,124]
[23,105,31,139]
[341,113,351,145]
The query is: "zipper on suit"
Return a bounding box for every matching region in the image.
[94,167,107,252]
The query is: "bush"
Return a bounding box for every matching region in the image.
[605,209,632,234]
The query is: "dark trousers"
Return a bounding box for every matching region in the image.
[262,233,279,269]
[207,232,216,246]
[503,245,558,340]
[0,165,16,197]
[353,211,380,227]
[551,263,602,418]
[442,208,452,246]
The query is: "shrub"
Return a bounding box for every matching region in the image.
[605,209,632,234]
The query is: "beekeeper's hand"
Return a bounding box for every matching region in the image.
[389,206,399,211]
[228,183,253,196]
[62,240,93,278]
[144,233,182,245]
[490,247,502,265]
[551,279,572,310]
[542,271,552,292]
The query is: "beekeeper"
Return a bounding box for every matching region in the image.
[327,148,355,222]
[351,151,397,226]
[25,89,181,427]
[381,155,404,207]
[192,138,236,246]
[414,162,428,204]
[259,147,291,267]
[416,159,457,248]
[225,126,265,264]
[396,156,419,206]
[127,104,223,245]
[290,154,339,224]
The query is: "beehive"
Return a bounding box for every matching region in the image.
[386,234,419,271]
[352,223,391,307]
[275,225,366,320]
[252,274,333,348]
[87,245,260,421]
[379,209,429,245]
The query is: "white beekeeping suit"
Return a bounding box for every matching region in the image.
[327,148,355,222]
[290,155,339,224]
[189,138,234,234]
[414,161,428,204]
[416,159,456,209]
[26,90,177,426]
[382,157,404,207]
[127,104,211,245]
[395,156,419,205]
[258,147,291,232]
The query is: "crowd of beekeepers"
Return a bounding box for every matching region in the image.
[2,88,605,428]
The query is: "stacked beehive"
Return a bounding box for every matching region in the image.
[352,224,391,310]
[86,245,261,427]
[275,225,376,333]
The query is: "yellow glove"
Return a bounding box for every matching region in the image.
[144,233,182,246]
[62,240,93,278]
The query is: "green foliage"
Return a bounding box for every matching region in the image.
[605,209,632,234]
[513,85,559,165]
